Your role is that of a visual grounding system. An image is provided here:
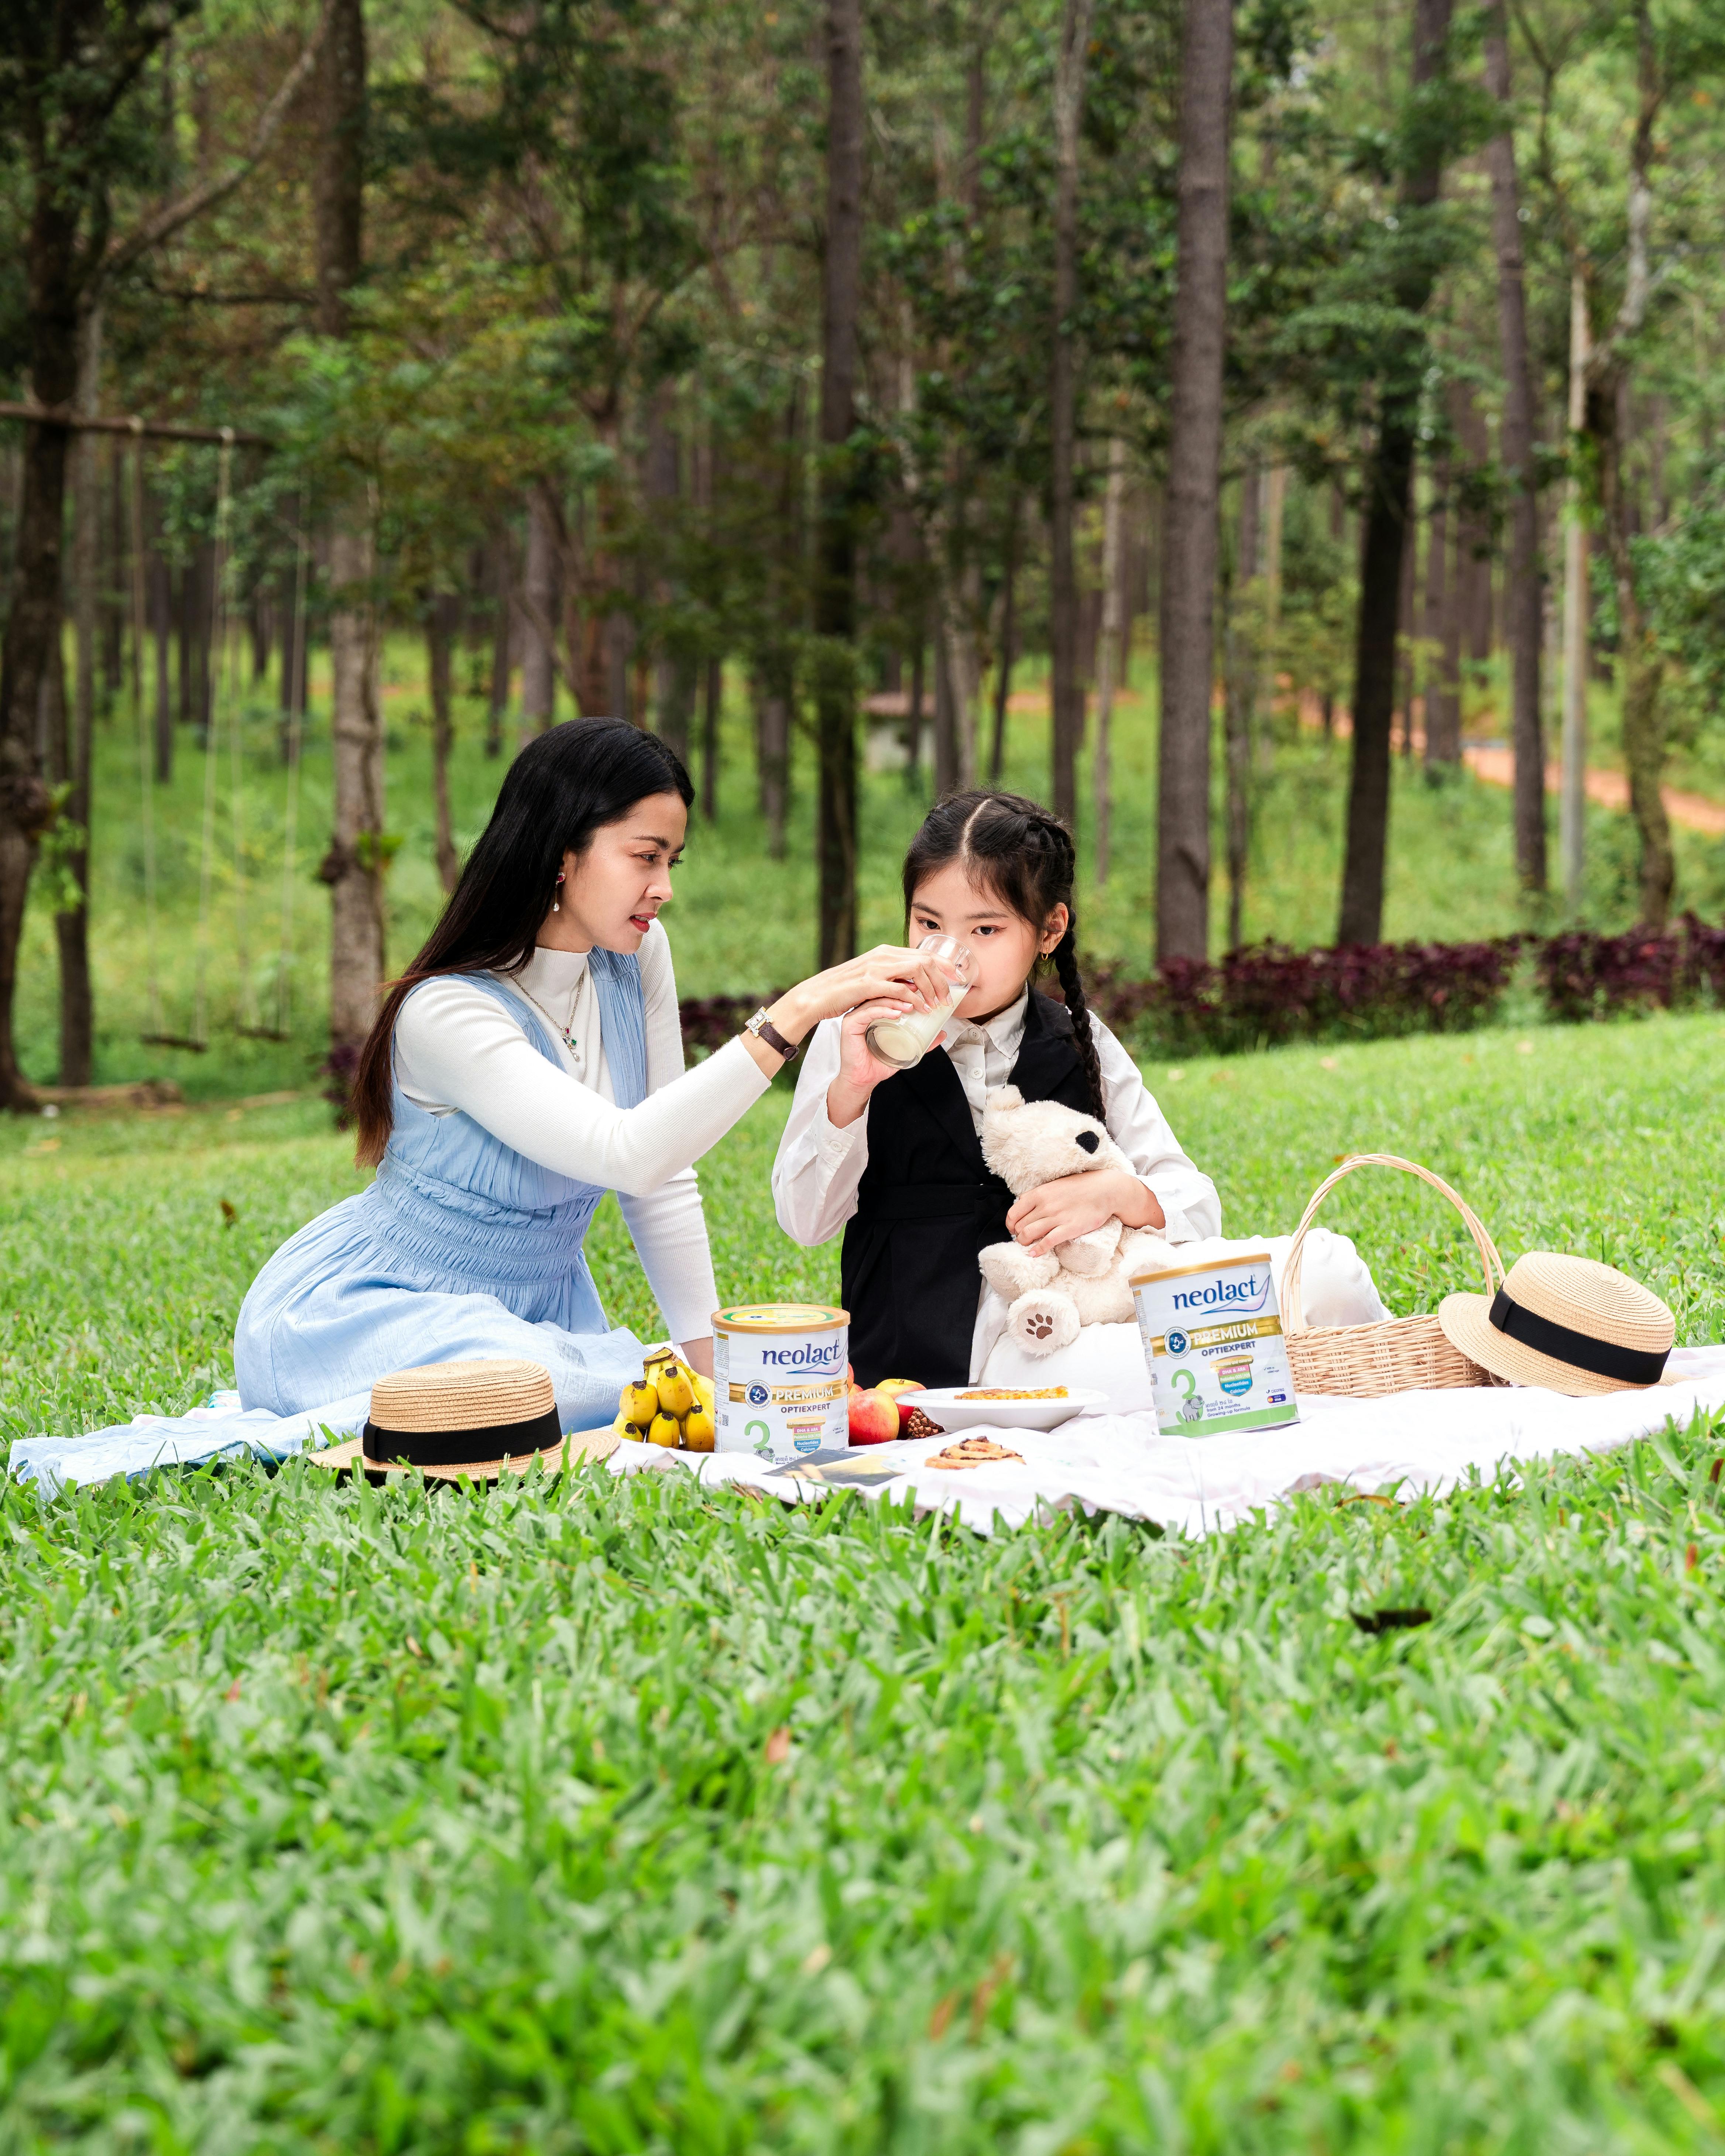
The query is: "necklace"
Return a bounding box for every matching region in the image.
[514,974,581,1056]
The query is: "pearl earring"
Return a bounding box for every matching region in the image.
[552,872,565,914]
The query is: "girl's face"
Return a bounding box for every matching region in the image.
[908,860,1067,1024]
[547,792,687,953]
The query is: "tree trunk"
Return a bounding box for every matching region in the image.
[1049,0,1097,827]
[176,557,194,730]
[1559,274,1589,909]
[1093,437,1127,883]
[102,443,126,707]
[907,634,926,785]
[487,529,510,756]
[1335,0,1454,948]
[315,0,383,1063]
[1396,505,1418,758]
[990,502,1020,788]
[152,533,173,783]
[933,630,958,797]
[427,591,460,895]
[0,200,80,1105]
[1155,0,1234,963]
[1485,7,1545,889]
[758,662,791,860]
[700,655,721,821]
[521,487,557,739]
[59,301,102,1087]
[1423,450,1449,763]
[813,0,864,965]
[1584,1,1667,926]
[1222,469,1258,952]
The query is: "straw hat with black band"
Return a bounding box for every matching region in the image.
[305,1357,618,1482]
[1438,1253,1675,1397]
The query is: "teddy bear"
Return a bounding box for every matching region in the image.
[976,1085,1176,1357]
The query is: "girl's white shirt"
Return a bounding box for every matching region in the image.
[771,988,1222,1375]
[392,921,765,1346]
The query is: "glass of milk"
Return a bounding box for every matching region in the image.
[864,935,975,1070]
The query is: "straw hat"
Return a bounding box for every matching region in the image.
[1438,1253,1675,1396]
[306,1357,578,1483]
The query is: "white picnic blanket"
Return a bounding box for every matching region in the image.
[613,1343,1725,1536]
[12,1346,1725,1533]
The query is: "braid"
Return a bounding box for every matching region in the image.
[1051,924,1105,1118]
[901,786,1104,1118]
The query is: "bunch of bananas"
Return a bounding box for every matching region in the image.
[613,1344,717,1452]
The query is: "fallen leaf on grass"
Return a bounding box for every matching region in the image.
[23,1138,60,1157]
[801,1942,831,1975]
[765,1725,791,1764]
[220,1199,238,1226]
[1351,1607,1433,1634]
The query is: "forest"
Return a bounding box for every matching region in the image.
[3,0,1723,1108]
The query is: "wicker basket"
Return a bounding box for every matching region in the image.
[1282,1152,1505,1398]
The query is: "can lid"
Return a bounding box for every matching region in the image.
[1129,1250,1274,1288]
[713,1301,848,1334]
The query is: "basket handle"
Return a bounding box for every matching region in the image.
[1281,1151,1505,1334]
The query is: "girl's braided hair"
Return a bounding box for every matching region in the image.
[901,789,1104,1119]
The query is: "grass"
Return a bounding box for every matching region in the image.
[16,638,1725,1096]
[4,1017,1725,2145]
[9,641,1725,2145]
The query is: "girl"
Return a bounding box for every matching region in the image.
[234,719,949,1432]
[773,790,1385,1405]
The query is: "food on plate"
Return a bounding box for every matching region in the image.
[904,1406,944,1439]
[612,1348,718,1450]
[956,1386,1070,1401]
[874,1377,928,1431]
[926,1435,1026,1470]
[847,1387,902,1446]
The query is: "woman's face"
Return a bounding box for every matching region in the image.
[549,792,688,952]
[908,860,1066,1024]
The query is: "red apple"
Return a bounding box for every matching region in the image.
[874,1378,927,1433]
[847,1387,901,1446]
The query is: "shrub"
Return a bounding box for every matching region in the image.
[1083,938,1521,1057]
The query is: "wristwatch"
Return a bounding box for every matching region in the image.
[744,1007,800,1061]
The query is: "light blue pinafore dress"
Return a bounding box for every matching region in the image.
[234,955,649,1431]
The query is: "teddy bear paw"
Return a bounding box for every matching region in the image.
[1005,1289,1081,1357]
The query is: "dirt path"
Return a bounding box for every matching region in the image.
[1459,742,1725,838]
[981,682,1725,839]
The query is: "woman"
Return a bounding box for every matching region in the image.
[235,719,945,1431]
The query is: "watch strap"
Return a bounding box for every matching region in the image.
[745,1008,799,1061]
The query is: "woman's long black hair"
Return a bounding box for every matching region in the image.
[351,717,693,1166]
[901,789,1105,1118]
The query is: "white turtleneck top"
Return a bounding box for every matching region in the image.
[391,921,765,1346]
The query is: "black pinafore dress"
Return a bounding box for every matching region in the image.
[840,990,1094,1389]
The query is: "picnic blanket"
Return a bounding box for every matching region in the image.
[13,1345,1725,1534]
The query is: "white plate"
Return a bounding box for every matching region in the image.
[909,1386,1108,1434]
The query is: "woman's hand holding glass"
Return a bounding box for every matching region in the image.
[737,945,954,1082]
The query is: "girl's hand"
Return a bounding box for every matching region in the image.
[1006,1170,1165,1257]
[826,999,915,1129]
[768,945,952,1041]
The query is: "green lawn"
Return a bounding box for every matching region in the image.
[4,1015,1725,2146]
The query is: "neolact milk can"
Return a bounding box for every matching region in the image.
[1130,1252,1300,1436]
[712,1302,850,1461]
